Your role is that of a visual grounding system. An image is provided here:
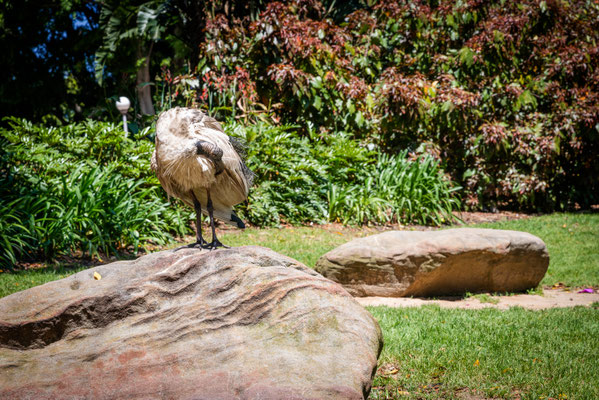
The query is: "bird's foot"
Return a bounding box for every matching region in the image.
[206,239,228,250]
[188,239,209,249]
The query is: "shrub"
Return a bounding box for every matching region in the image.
[227,121,461,226]
[328,152,461,226]
[1,117,157,182]
[160,0,599,211]
[0,119,189,267]
[0,117,462,265]
[0,167,178,263]
[226,121,364,225]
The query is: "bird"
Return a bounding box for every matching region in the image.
[151,107,254,249]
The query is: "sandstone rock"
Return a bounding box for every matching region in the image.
[315,228,549,297]
[0,246,382,400]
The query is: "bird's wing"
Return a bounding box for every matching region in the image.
[200,115,253,193]
[193,125,251,206]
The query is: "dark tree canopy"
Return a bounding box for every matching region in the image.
[0,0,101,121]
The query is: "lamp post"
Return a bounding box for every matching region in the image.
[115,96,131,135]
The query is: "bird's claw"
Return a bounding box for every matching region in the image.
[206,240,228,250]
[187,240,228,250]
[188,240,209,249]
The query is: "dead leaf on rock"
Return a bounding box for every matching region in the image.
[93,272,102,280]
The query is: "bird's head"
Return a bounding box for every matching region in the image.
[195,140,223,161]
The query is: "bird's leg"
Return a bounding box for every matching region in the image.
[190,191,208,248]
[206,189,227,249]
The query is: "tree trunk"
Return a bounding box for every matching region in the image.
[136,42,155,115]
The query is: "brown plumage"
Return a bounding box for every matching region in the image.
[151,107,253,248]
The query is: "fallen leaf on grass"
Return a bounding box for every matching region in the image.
[93,272,102,280]
[473,359,480,367]
[552,282,566,289]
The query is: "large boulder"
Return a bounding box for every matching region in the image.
[315,228,549,297]
[0,246,382,400]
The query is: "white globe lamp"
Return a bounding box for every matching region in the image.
[115,96,131,134]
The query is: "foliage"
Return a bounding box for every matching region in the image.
[162,0,599,212]
[94,1,271,119]
[0,118,189,267]
[2,167,176,262]
[5,0,597,212]
[1,117,156,181]
[0,0,101,122]
[0,118,461,264]
[94,0,167,85]
[227,120,461,227]
[328,153,461,226]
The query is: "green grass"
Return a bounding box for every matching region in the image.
[2,212,597,297]
[369,305,599,400]
[0,265,88,298]
[219,226,366,267]
[465,292,501,305]
[473,213,599,287]
[1,213,598,399]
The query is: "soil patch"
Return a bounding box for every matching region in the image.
[452,210,532,225]
[357,288,599,310]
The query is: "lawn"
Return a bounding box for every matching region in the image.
[0,265,89,299]
[1,212,598,399]
[218,225,369,267]
[369,305,599,400]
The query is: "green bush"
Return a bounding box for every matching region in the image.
[0,119,189,267]
[328,153,462,226]
[1,167,177,262]
[0,117,462,265]
[159,0,599,212]
[228,121,461,226]
[1,117,157,182]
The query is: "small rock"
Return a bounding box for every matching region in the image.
[315,228,549,297]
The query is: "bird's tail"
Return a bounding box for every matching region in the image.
[213,208,246,229]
